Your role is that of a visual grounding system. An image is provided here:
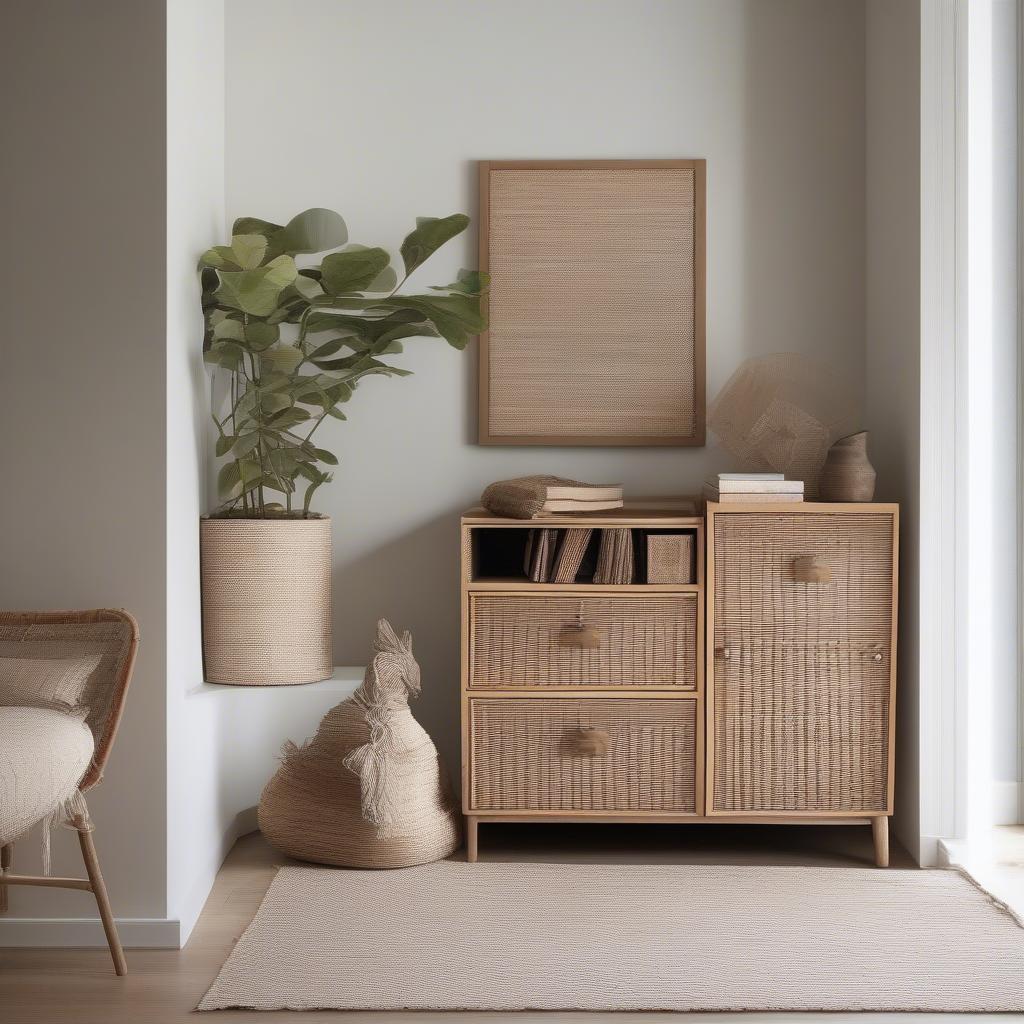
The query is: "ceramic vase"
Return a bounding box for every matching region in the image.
[818,431,876,502]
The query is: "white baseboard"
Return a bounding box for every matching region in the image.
[915,834,943,867]
[993,780,1020,825]
[0,916,181,948]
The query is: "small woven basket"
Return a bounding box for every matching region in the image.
[646,534,695,585]
[200,515,332,685]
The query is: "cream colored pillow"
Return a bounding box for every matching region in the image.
[0,655,101,711]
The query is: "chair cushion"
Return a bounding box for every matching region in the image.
[0,655,100,711]
[0,706,94,846]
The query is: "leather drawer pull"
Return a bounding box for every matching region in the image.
[792,555,832,583]
[558,626,602,648]
[563,727,610,756]
[558,602,602,648]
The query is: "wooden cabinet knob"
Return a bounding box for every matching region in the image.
[563,727,610,756]
[792,555,832,583]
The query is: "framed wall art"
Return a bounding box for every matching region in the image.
[478,159,706,446]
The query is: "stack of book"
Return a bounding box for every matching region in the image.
[704,473,804,503]
[482,475,623,519]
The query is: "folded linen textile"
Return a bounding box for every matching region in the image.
[481,475,622,519]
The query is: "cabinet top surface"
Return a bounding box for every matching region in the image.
[463,498,701,526]
[463,498,899,526]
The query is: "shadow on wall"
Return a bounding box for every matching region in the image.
[739,0,866,406]
[332,508,465,779]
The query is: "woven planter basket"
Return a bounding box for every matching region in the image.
[258,620,461,868]
[200,515,332,686]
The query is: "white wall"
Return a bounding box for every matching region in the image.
[864,0,921,857]
[166,0,227,943]
[225,0,869,772]
[0,0,169,934]
[988,0,1020,821]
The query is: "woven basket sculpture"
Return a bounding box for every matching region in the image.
[708,354,857,496]
[258,620,461,869]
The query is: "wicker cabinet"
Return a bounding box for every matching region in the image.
[461,501,897,865]
[706,502,898,864]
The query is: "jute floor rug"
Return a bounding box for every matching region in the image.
[199,861,1024,1013]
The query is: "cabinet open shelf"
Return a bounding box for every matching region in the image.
[466,523,701,587]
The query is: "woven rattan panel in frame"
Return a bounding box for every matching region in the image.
[470,595,697,689]
[469,698,696,812]
[712,513,894,813]
[485,166,698,441]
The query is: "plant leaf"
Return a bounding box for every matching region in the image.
[308,337,346,360]
[260,345,303,374]
[229,233,269,269]
[215,434,236,457]
[217,460,239,499]
[429,268,490,295]
[374,292,484,350]
[320,246,391,295]
[214,255,298,316]
[244,322,279,351]
[366,264,399,292]
[204,340,245,370]
[279,208,348,254]
[233,432,260,458]
[311,447,338,466]
[399,214,469,276]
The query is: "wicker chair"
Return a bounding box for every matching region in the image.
[0,609,139,976]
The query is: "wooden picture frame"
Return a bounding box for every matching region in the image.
[478,159,706,446]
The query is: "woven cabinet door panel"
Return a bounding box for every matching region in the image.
[470,595,698,689]
[469,698,696,812]
[712,513,894,813]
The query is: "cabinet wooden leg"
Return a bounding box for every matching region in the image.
[466,817,478,863]
[0,843,12,914]
[871,816,889,868]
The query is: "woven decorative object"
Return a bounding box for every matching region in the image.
[468,698,696,812]
[200,516,332,685]
[258,620,461,869]
[711,512,894,812]
[646,534,695,584]
[708,354,857,496]
[480,161,705,445]
[469,594,697,689]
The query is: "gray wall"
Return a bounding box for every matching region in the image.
[225,0,869,774]
[0,1,168,918]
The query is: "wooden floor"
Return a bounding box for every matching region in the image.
[0,823,1012,1024]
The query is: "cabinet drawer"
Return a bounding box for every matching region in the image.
[468,697,696,812]
[712,512,895,645]
[469,594,697,689]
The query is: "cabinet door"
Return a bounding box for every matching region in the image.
[710,512,895,814]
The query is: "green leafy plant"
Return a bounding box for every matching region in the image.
[200,208,486,518]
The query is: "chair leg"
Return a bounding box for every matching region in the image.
[75,821,127,976]
[0,843,12,914]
